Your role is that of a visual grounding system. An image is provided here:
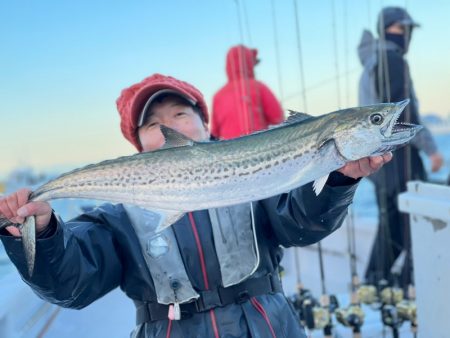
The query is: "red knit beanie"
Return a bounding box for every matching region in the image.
[116,73,209,152]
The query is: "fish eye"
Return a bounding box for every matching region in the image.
[370,113,384,125]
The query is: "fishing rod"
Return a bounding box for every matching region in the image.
[335,211,366,338]
[289,247,318,334]
[346,207,377,308]
[373,9,410,338]
[328,1,365,335]
[378,6,421,337]
[288,245,332,337]
[293,243,336,337]
[379,253,407,338]
[316,241,339,338]
[292,0,308,112]
[383,251,418,338]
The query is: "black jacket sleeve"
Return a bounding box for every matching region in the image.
[261,175,358,247]
[0,207,123,309]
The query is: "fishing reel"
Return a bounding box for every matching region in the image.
[290,284,314,310]
[378,279,405,332]
[396,285,418,333]
[312,302,331,330]
[299,297,319,330]
[396,300,417,324]
[290,284,317,329]
[350,275,377,305]
[298,293,336,331]
[381,304,404,330]
[290,285,339,330]
[335,305,365,332]
[380,286,404,305]
[335,293,365,333]
[357,284,378,304]
[312,294,340,337]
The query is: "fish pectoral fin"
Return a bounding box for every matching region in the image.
[160,125,195,148]
[313,174,329,196]
[20,216,36,277]
[154,209,185,233]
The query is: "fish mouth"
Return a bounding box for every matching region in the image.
[380,99,409,138]
[375,99,423,155]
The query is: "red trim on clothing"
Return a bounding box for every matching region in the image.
[250,297,277,338]
[188,212,220,337]
[209,310,220,338]
[188,212,210,290]
[165,319,172,338]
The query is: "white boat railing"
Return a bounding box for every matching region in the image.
[398,181,450,337]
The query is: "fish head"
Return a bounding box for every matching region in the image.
[330,99,422,161]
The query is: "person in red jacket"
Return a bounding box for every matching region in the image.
[211,45,284,139]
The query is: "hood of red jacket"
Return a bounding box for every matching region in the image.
[225,45,258,81]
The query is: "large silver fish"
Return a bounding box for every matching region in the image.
[1,99,420,276]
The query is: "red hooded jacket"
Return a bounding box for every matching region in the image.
[211,45,284,139]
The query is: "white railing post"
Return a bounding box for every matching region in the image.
[398,181,450,338]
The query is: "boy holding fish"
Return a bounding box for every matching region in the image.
[0,73,392,337]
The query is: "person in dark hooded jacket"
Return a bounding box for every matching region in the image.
[357,7,443,289]
[211,45,284,140]
[0,73,391,338]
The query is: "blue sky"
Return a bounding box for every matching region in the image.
[1,0,449,176]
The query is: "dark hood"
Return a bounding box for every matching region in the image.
[357,29,405,66]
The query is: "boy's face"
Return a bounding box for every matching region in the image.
[138,97,210,152]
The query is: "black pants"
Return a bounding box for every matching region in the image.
[365,188,413,290]
[365,146,427,290]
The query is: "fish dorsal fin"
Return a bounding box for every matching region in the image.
[160,125,195,149]
[286,110,313,124]
[267,110,313,131]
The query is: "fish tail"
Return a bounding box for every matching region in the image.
[22,216,36,277]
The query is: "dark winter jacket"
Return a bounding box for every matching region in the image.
[211,45,284,140]
[1,175,358,338]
